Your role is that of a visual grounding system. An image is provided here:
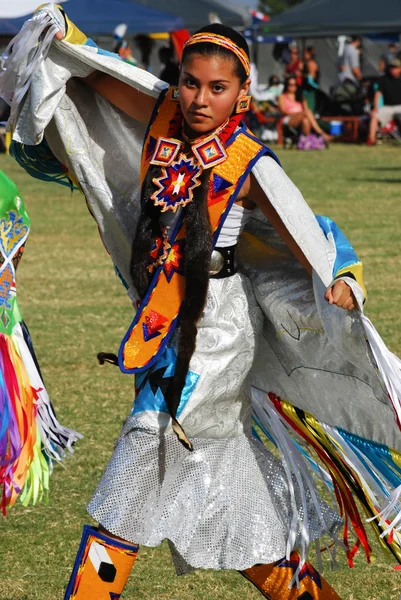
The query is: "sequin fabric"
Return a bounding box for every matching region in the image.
[88,428,341,572]
[88,274,342,572]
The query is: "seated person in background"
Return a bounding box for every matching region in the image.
[266,75,284,102]
[367,58,401,145]
[278,76,331,142]
[379,42,400,73]
[250,65,282,104]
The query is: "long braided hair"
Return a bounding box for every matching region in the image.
[130,24,250,448]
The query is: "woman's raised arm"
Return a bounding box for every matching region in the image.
[82,71,157,125]
[54,31,157,125]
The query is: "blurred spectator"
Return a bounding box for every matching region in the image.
[250,65,283,103]
[338,36,362,85]
[303,47,320,89]
[284,46,303,86]
[367,58,401,145]
[158,46,179,86]
[266,75,284,102]
[278,76,331,141]
[273,41,291,66]
[379,42,400,73]
[302,46,320,112]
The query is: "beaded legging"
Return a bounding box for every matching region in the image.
[239,552,342,599]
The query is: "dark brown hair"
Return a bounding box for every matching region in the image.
[283,75,304,103]
[130,25,248,448]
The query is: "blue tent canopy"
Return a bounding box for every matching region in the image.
[135,0,245,30]
[0,0,185,36]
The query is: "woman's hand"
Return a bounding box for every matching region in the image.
[55,30,63,40]
[324,280,356,311]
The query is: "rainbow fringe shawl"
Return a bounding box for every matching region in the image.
[0,171,81,514]
[252,389,401,575]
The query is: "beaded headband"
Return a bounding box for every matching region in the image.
[183,32,251,78]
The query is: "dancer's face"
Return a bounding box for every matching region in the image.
[179,53,250,137]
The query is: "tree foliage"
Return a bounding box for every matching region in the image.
[259,0,304,17]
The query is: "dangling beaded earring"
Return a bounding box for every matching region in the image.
[235,95,252,114]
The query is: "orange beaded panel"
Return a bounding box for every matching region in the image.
[140,87,182,185]
[122,130,264,372]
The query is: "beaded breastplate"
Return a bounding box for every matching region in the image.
[119,87,276,374]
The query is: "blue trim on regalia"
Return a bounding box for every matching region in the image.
[132,347,199,417]
[315,215,360,277]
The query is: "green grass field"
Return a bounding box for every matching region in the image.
[0,144,400,600]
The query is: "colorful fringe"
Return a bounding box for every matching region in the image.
[252,389,401,574]
[0,170,81,513]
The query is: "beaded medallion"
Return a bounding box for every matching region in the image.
[151,153,201,212]
[150,137,181,167]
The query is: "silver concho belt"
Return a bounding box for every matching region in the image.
[209,244,237,279]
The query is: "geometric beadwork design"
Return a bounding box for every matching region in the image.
[65,525,138,600]
[150,137,181,167]
[132,347,199,418]
[235,95,251,114]
[207,173,233,208]
[89,542,117,583]
[162,238,185,283]
[212,173,232,195]
[0,209,29,258]
[192,134,227,169]
[151,153,202,212]
[121,121,266,373]
[142,309,169,342]
[147,228,171,274]
[0,264,15,312]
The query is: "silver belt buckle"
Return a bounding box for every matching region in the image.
[209,250,224,275]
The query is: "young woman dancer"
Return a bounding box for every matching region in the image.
[2,5,401,599]
[57,19,346,600]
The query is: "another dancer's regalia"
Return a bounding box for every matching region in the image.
[0,170,80,514]
[1,5,401,599]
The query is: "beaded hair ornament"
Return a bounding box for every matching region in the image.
[183,32,251,77]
